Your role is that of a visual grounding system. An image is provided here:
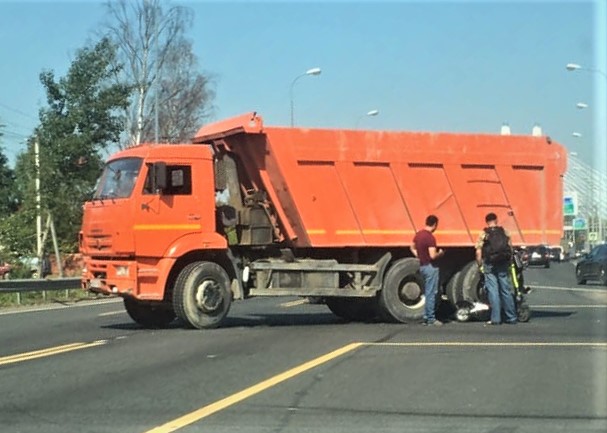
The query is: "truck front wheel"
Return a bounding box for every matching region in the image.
[173,261,232,329]
[123,298,176,328]
[378,258,425,323]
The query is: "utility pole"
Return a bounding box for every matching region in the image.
[34,138,43,281]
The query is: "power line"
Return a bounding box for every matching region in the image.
[0,102,38,121]
[0,129,29,141]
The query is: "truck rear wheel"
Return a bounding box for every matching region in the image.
[326,298,377,322]
[456,261,485,304]
[446,270,463,306]
[173,261,232,329]
[378,258,425,323]
[123,298,176,328]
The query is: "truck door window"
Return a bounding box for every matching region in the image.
[144,165,192,195]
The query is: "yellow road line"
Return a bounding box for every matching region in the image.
[531,285,607,294]
[365,342,607,347]
[0,340,107,366]
[279,299,309,308]
[144,342,363,433]
[142,339,607,433]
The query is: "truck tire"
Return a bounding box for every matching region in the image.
[326,298,377,322]
[173,261,232,329]
[446,270,463,306]
[123,298,176,328]
[457,261,485,304]
[378,258,425,323]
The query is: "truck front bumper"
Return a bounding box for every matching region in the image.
[82,258,137,297]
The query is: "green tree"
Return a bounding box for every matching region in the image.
[8,38,130,254]
[0,123,22,258]
[0,124,17,217]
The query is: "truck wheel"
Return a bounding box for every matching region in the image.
[446,270,463,306]
[173,261,232,329]
[123,298,176,328]
[378,258,425,323]
[326,298,377,322]
[457,261,485,304]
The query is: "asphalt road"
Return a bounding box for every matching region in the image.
[1,260,606,433]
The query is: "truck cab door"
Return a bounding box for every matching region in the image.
[134,162,204,258]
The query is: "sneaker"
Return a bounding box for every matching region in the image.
[485,321,501,325]
[505,320,518,325]
[428,320,444,327]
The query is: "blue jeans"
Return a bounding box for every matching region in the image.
[420,264,439,323]
[483,262,517,323]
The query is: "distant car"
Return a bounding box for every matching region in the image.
[20,255,52,278]
[548,246,565,262]
[526,245,550,268]
[0,262,12,279]
[575,244,607,285]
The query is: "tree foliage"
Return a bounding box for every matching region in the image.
[103,0,214,146]
[5,38,130,254]
[0,124,17,218]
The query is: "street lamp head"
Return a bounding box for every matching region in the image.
[366,109,379,116]
[576,102,588,109]
[306,67,322,76]
[572,132,582,138]
[566,63,581,71]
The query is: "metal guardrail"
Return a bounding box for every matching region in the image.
[0,277,82,293]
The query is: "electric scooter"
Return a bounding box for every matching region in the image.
[455,250,531,322]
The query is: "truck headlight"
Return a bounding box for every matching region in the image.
[114,265,129,277]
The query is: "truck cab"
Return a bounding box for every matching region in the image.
[80,144,226,304]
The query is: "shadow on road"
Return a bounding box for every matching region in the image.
[530,310,576,318]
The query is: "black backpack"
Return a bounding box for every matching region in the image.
[482,226,512,264]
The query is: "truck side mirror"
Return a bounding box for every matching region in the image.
[152,162,167,192]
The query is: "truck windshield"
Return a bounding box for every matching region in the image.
[93,157,143,199]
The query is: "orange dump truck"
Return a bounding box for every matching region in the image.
[80,113,567,328]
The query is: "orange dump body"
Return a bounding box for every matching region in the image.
[195,113,567,248]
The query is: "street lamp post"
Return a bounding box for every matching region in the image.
[566,63,607,78]
[567,62,607,243]
[355,109,379,128]
[290,67,321,127]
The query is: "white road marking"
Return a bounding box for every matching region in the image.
[531,285,607,294]
[98,310,126,317]
[280,299,309,308]
[0,298,121,316]
[531,304,607,308]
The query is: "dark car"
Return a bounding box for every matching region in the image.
[526,245,550,268]
[576,244,607,285]
[548,246,565,262]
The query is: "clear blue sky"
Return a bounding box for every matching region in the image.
[0,0,605,173]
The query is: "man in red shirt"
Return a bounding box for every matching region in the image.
[411,215,445,326]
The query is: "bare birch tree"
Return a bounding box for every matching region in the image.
[103,0,214,147]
